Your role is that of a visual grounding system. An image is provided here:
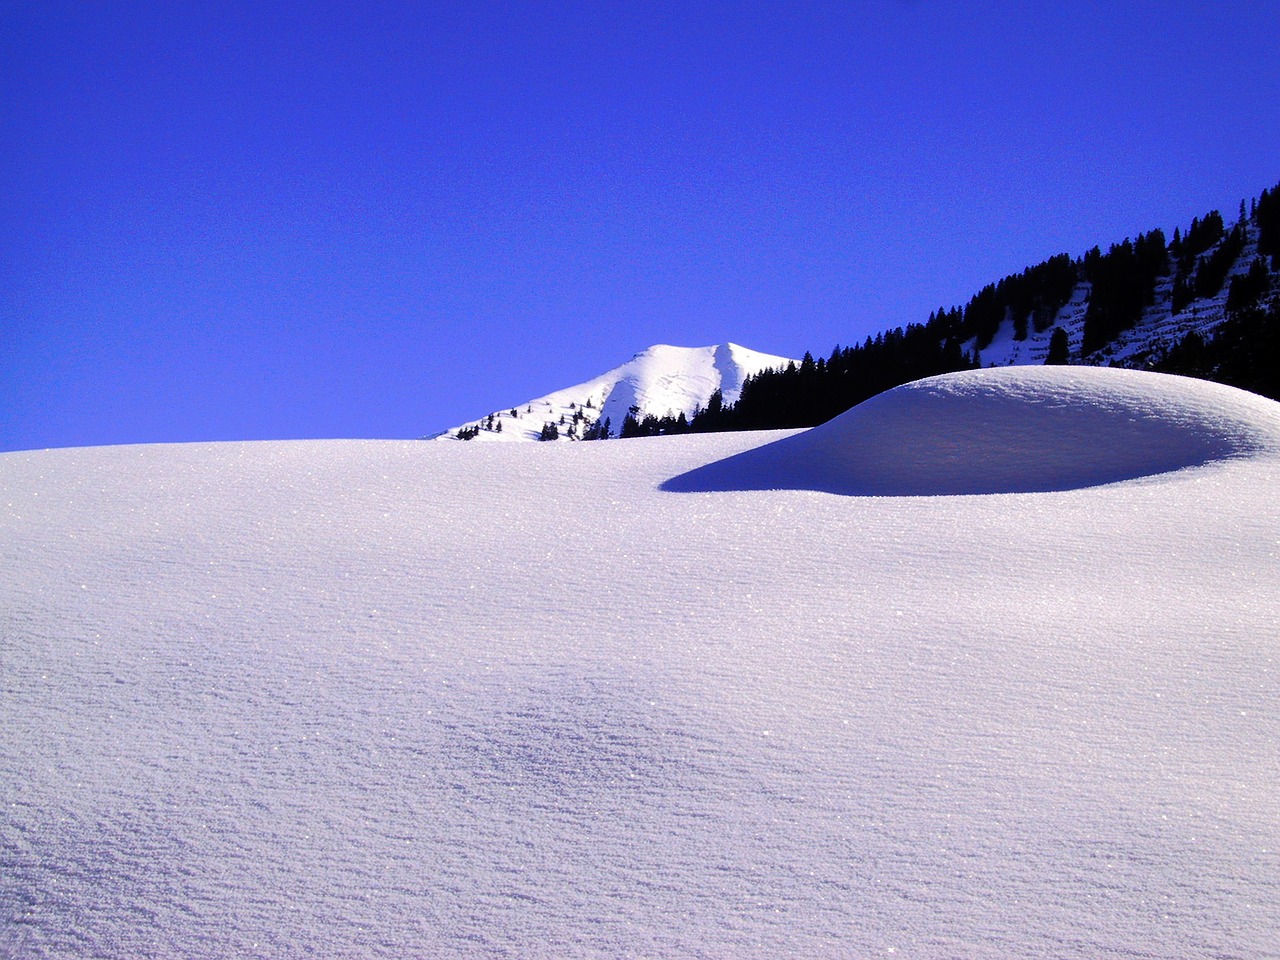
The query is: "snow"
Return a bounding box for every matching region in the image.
[4,368,1280,958]
[433,342,794,442]
[666,366,1280,495]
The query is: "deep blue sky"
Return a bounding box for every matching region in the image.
[3,0,1279,450]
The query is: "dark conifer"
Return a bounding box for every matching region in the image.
[1045,327,1070,365]
[1226,258,1272,316]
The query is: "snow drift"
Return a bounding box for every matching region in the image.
[4,368,1280,958]
[666,366,1280,495]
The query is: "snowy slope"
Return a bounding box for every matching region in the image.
[971,216,1270,368]
[434,342,793,441]
[4,368,1280,959]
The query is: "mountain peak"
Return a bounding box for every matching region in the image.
[436,342,795,442]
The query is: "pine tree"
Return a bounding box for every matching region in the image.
[1045,327,1070,365]
[1257,184,1280,268]
[1225,258,1272,316]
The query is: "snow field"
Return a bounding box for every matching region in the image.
[3,369,1280,958]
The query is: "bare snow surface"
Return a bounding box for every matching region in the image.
[3,367,1280,958]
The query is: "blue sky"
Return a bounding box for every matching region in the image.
[3,0,1279,450]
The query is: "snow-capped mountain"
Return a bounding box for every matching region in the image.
[435,342,794,442]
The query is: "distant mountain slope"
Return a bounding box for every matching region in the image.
[972,216,1272,370]
[435,343,795,442]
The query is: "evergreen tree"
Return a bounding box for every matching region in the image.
[1081,230,1166,354]
[582,417,612,441]
[1225,258,1272,316]
[1171,273,1195,314]
[1154,296,1280,401]
[1256,183,1280,268]
[1045,327,1070,365]
[620,406,643,439]
[1193,221,1246,300]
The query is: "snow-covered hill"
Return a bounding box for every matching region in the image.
[668,365,1280,496]
[434,342,794,441]
[5,367,1280,958]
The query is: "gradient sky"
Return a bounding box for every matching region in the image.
[3,0,1279,451]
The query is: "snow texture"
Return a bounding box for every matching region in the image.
[434,342,794,441]
[4,368,1280,958]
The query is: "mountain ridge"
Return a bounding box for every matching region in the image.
[434,179,1279,442]
[675,180,1280,435]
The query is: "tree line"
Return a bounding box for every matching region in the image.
[625,178,1280,437]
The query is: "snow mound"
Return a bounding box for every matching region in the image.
[665,367,1280,496]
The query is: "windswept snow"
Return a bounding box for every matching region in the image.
[667,366,1280,496]
[4,368,1280,958]
[435,342,793,441]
